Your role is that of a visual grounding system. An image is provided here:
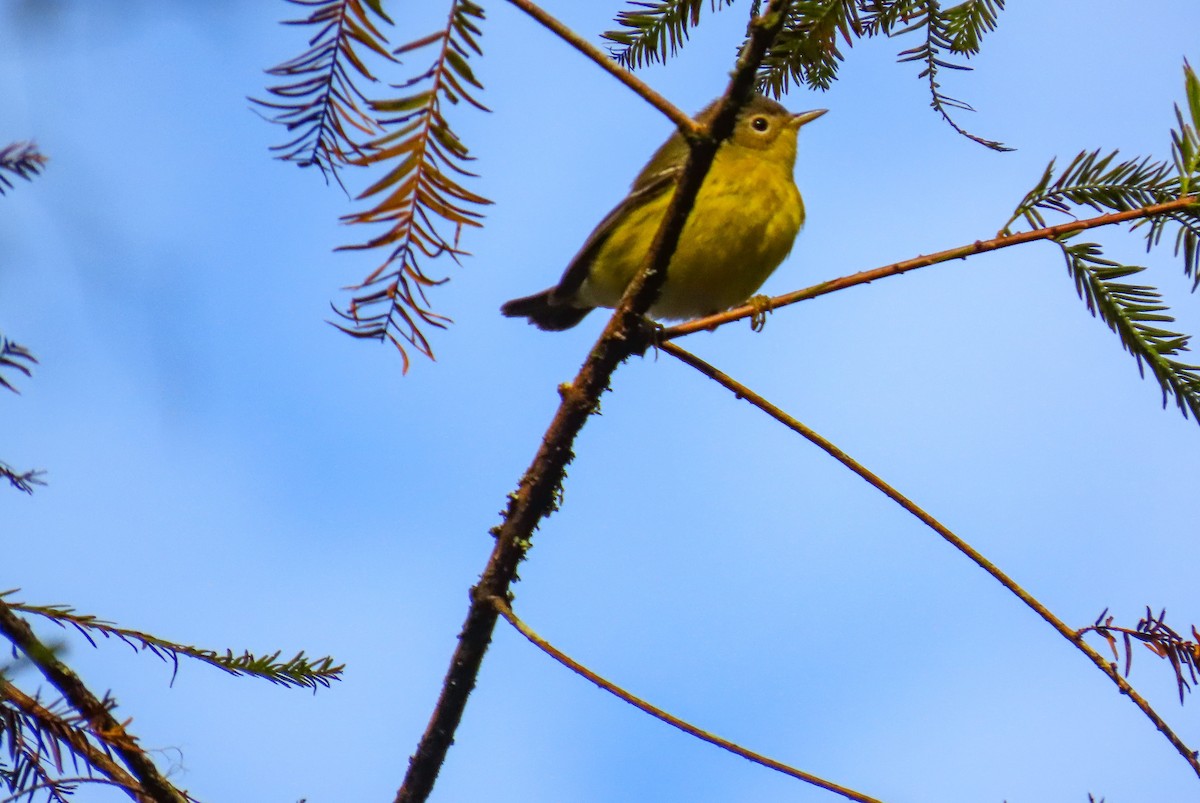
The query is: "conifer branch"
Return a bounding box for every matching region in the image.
[0,336,36,395]
[0,601,189,803]
[332,0,491,372]
[0,142,47,195]
[395,4,797,800]
[1080,609,1200,705]
[1055,237,1200,421]
[1,679,145,803]
[757,0,864,94]
[660,342,1200,780]
[4,593,343,692]
[257,0,490,370]
[1002,150,1176,233]
[1,463,45,495]
[0,336,44,494]
[994,65,1200,422]
[604,1,1006,148]
[894,0,1010,151]
[1154,60,1200,286]
[603,0,735,69]
[255,0,397,180]
[490,596,886,803]
[1004,63,1200,286]
[753,1,1006,149]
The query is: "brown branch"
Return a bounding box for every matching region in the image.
[0,602,189,803]
[490,596,885,803]
[660,341,1200,779]
[0,678,145,800]
[504,0,700,136]
[660,195,1200,339]
[394,4,798,801]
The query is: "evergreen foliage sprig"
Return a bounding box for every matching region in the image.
[0,142,46,195]
[0,463,45,495]
[891,0,1010,151]
[3,592,343,691]
[259,0,490,370]
[0,688,128,803]
[1002,63,1200,423]
[1153,60,1200,286]
[1,337,44,495]
[258,0,490,370]
[254,0,398,182]
[1057,237,1200,421]
[605,1,1007,149]
[603,0,734,68]
[756,0,865,94]
[1082,609,1200,704]
[1005,149,1175,231]
[333,0,491,371]
[0,336,36,395]
[0,603,190,802]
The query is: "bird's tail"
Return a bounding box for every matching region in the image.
[500,289,593,331]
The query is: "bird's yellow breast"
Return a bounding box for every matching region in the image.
[579,144,804,320]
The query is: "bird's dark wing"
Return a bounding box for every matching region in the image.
[550,165,681,300]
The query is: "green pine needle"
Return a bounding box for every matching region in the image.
[892,0,1010,150]
[1002,62,1200,425]
[753,0,1008,149]
[1004,149,1174,233]
[254,0,399,180]
[757,1,863,94]
[1058,238,1200,421]
[0,335,36,395]
[4,592,344,691]
[940,0,1002,56]
[0,141,47,195]
[604,0,734,69]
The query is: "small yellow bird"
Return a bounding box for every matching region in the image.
[501,96,825,330]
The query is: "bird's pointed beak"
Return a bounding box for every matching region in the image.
[791,108,828,127]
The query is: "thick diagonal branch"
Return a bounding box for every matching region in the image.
[0,603,188,803]
[394,3,797,801]
[0,678,144,798]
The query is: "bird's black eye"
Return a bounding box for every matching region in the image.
[751,116,770,132]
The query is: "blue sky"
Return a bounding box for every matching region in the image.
[2,2,1199,801]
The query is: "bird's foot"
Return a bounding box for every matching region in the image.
[747,294,774,332]
[629,316,663,359]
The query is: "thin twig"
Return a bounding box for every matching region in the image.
[504,0,700,136]
[661,341,1200,778]
[490,596,885,803]
[660,195,1200,339]
[394,4,798,801]
[0,602,189,803]
[0,678,145,798]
